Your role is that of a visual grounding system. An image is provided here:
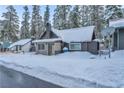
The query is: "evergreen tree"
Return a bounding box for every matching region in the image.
[53,5,60,29]
[2,5,19,42]
[44,5,50,26]
[104,5,123,26]
[0,20,4,41]
[90,5,104,38]
[53,5,71,30]
[20,6,30,39]
[37,15,44,38]
[69,5,81,28]
[31,5,43,39]
[79,5,92,26]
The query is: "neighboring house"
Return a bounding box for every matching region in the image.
[9,39,32,53]
[102,19,124,50]
[0,41,11,52]
[33,23,99,55]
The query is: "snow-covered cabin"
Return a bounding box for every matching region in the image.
[33,23,99,55]
[53,26,99,54]
[9,39,32,53]
[33,23,63,55]
[102,19,124,50]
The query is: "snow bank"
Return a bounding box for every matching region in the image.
[0,51,124,87]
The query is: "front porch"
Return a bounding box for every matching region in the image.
[33,38,62,55]
[112,28,124,50]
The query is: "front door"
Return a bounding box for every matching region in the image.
[48,43,52,55]
[16,46,18,51]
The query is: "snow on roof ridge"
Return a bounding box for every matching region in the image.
[52,25,95,31]
[33,38,62,43]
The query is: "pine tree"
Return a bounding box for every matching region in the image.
[20,6,30,39]
[2,5,19,42]
[37,15,44,38]
[0,20,4,41]
[53,6,60,29]
[79,5,92,26]
[53,5,71,30]
[104,5,123,26]
[90,5,104,38]
[44,5,50,26]
[31,5,43,39]
[69,5,81,28]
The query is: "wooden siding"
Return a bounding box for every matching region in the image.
[87,41,99,54]
[52,42,62,55]
[35,42,49,55]
[81,42,88,51]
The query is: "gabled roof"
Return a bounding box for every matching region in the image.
[52,26,95,43]
[40,30,58,39]
[9,39,31,48]
[109,19,124,28]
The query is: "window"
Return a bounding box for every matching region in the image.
[38,44,45,50]
[69,43,81,50]
[19,46,22,50]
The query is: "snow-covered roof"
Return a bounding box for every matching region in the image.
[9,39,31,48]
[52,26,95,43]
[101,27,115,37]
[109,19,124,28]
[33,38,62,43]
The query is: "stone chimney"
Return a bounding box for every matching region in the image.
[45,22,51,38]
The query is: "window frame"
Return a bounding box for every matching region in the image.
[69,42,81,50]
[19,45,22,50]
[38,43,45,50]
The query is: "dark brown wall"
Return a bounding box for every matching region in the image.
[81,42,88,51]
[87,41,99,54]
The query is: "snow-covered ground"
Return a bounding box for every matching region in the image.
[0,51,124,88]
